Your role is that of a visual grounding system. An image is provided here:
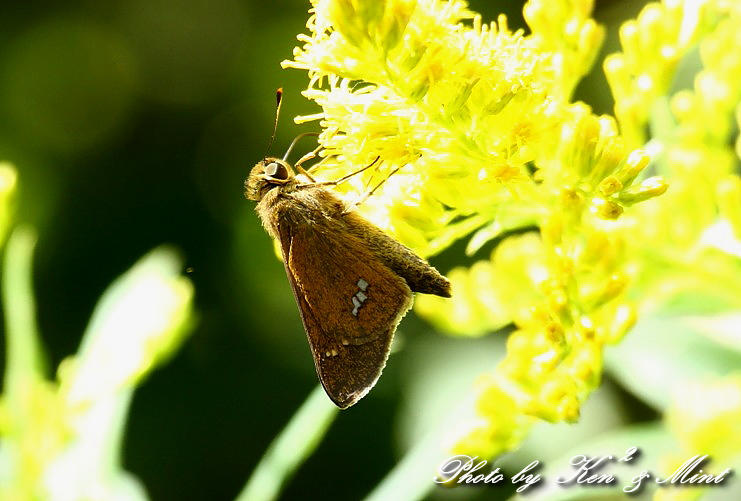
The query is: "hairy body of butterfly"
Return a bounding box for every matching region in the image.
[245,157,451,408]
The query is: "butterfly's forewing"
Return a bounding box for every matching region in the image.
[277,216,413,408]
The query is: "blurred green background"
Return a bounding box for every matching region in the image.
[0,1,643,500]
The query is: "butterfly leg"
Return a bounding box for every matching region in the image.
[330,156,381,185]
[293,144,326,183]
[342,163,403,214]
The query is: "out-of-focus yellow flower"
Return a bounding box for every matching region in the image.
[0,233,194,501]
[523,0,605,98]
[666,376,741,462]
[0,162,17,249]
[654,375,741,501]
[58,247,194,407]
[608,0,741,313]
[603,0,735,149]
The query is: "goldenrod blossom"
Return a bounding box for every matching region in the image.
[281,0,741,463]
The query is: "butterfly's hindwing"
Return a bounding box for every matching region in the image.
[276,213,412,408]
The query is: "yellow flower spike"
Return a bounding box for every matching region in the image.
[287,1,555,250]
[286,0,672,464]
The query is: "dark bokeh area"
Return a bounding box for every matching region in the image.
[0,1,641,500]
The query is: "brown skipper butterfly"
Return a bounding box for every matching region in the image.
[244,89,450,408]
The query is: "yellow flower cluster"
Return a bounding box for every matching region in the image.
[523,0,604,98]
[605,0,741,149]
[654,375,741,501]
[286,0,552,255]
[285,0,669,459]
[607,8,741,494]
[609,0,741,309]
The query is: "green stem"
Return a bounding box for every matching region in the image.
[363,390,480,501]
[235,385,339,501]
[362,426,446,501]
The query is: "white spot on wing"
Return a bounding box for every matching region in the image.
[350,278,370,317]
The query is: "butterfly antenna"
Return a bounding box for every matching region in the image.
[283,132,320,162]
[262,88,283,161]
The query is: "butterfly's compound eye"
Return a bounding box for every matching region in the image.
[264,161,289,180]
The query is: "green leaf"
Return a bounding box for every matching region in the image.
[605,314,741,411]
